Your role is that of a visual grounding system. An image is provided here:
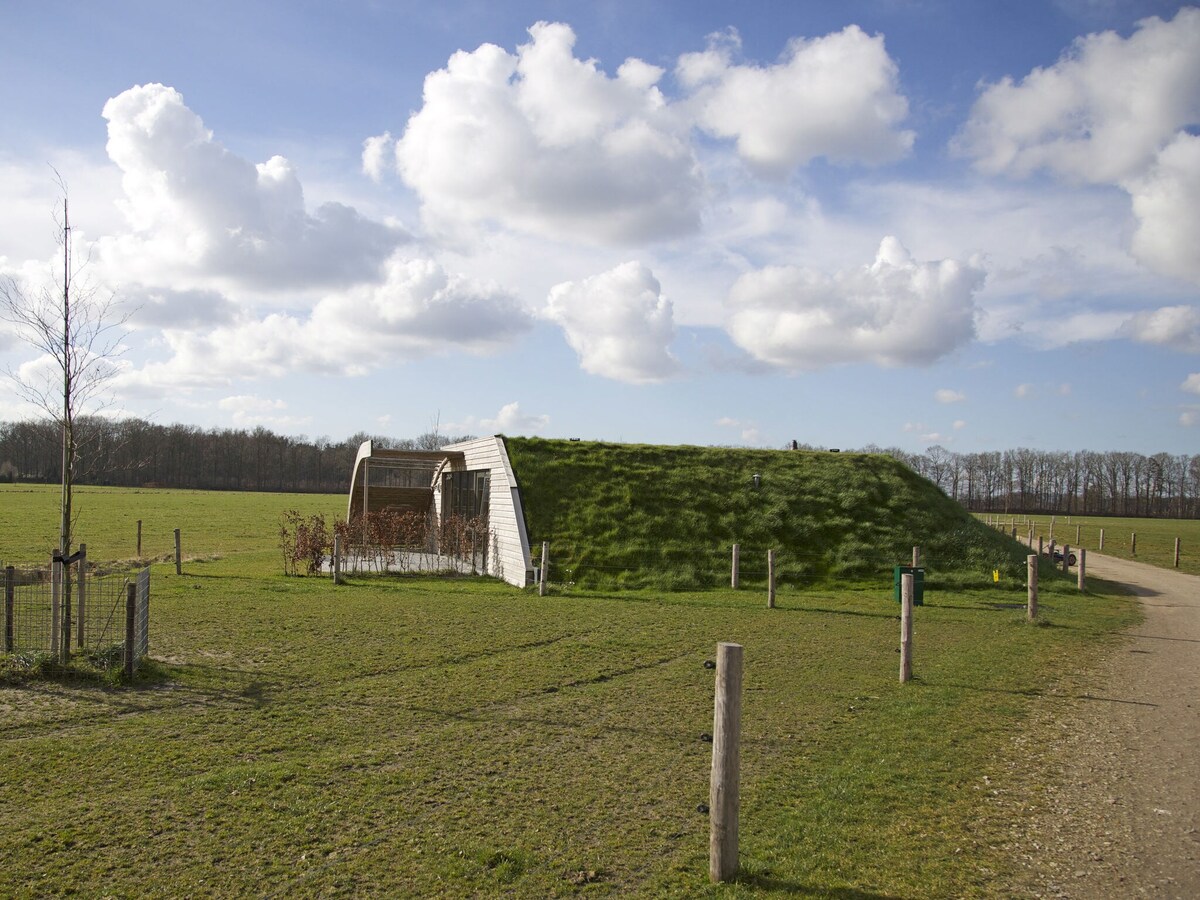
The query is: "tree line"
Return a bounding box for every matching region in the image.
[877,444,1200,519]
[2,417,1197,518]
[0,416,469,495]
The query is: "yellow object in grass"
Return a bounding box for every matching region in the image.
[993,569,999,582]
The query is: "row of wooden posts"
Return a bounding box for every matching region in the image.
[708,570,921,882]
[989,516,1183,568]
[534,542,923,603]
[129,520,183,575]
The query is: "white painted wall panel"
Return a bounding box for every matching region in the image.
[441,436,533,588]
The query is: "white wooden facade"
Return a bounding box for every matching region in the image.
[437,436,534,588]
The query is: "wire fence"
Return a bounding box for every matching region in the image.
[3,561,150,672]
[530,543,948,593]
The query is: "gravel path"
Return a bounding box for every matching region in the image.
[1016,552,1200,897]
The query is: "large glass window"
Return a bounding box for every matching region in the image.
[442,470,490,520]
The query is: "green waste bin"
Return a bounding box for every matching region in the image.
[893,566,925,605]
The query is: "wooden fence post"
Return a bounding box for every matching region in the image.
[1075,524,1081,545]
[767,550,776,608]
[1099,528,1105,551]
[4,566,13,653]
[174,528,182,575]
[900,573,914,683]
[51,551,62,660]
[124,582,136,680]
[1027,554,1038,621]
[539,542,548,597]
[76,544,87,649]
[709,641,744,884]
[1062,544,1071,574]
[731,544,740,590]
[136,519,142,558]
[1174,537,1181,569]
[1038,536,1043,556]
[333,534,342,585]
[912,546,920,568]
[1078,548,1086,591]
[1131,532,1136,556]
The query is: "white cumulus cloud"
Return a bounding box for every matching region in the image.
[99,83,405,294]
[678,25,913,176]
[1123,304,1200,352]
[362,132,395,182]
[115,254,532,392]
[955,9,1200,284]
[218,394,311,429]
[394,22,702,244]
[1182,373,1200,394]
[935,389,966,404]
[955,9,1200,184]
[725,237,984,371]
[1127,132,1200,283]
[448,401,550,435]
[545,261,679,383]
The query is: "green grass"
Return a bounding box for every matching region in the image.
[0,484,1140,897]
[983,512,1200,576]
[505,438,1030,591]
[0,483,346,564]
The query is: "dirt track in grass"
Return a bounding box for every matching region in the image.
[1014,552,1200,898]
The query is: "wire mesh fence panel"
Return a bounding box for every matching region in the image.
[3,565,150,670]
[135,568,150,662]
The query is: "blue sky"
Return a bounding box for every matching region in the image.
[1,0,1198,453]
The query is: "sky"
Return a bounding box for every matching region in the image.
[1,0,1198,454]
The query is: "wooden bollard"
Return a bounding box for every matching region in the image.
[174,528,182,575]
[1038,536,1043,556]
[51,551,62,660]
[1062,544,1071,574]
[76,543,87,649]
[731,543,740,590]
[124,582,136,680]
[1027,555,1038,621]
[709,642,744,883]
[912,545,920,568]
[1075,524,1081,545]
[539,541,548,597]
[900,574,914,683]
[4,566,14,653]
[1131,532,1136,556]
[1078,548,1086,591]
[136,519,142,558]
[767,550,776,608]
[1174,537,1181,569]
[1099,528,1105,551]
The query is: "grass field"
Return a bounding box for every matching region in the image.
[982,512,1200,577]
[0,485,1141,896]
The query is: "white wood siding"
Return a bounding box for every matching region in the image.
[440,436,533,587]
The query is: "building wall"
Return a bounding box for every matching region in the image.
[439,436,533,588]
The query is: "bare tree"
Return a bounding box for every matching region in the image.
[0,183,130,561]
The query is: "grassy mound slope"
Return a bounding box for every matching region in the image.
[505,438,1026,590]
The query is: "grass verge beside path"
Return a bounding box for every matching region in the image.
[0,545,1137,896]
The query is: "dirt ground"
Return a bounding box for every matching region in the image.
[1013,552,1200,898]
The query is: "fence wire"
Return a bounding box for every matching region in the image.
[3,564,151,671]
